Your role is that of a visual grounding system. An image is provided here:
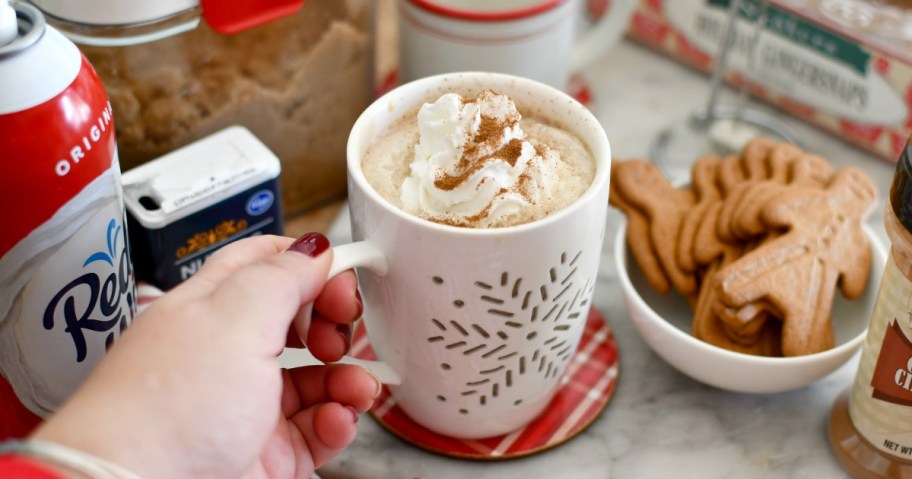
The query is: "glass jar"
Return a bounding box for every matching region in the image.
[30,0,377,217]
[829,134,912,477]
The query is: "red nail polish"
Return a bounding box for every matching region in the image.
[345,406,359,423]
[288,232,330,257]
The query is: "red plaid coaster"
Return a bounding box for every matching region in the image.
[351,308,619,460]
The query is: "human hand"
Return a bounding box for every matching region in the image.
[31,233,379,478]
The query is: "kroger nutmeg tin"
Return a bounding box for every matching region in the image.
[122,126,283,291]
[0,3,136,439]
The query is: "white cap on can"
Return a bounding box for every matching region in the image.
[0,0,16,46]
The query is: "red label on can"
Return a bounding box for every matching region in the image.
[0,56,116,258]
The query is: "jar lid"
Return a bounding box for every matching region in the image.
[890,135,912,233]
[30,0,197,28]
[27,0,304,46]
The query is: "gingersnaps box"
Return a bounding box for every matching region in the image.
[618,0,912,162]
[122,126,284,291]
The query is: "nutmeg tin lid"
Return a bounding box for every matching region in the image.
[890,134,912,233]
[122,126,281,230]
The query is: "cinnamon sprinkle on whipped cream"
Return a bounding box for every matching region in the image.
[400,90,560,228]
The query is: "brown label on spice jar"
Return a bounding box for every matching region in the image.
[871,320,912,406]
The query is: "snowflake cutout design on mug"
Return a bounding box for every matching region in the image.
[426,250,594,415]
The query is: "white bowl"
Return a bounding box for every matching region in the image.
[614,220,886,394]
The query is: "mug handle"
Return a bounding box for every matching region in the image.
[571,0,637,71]
[292,241,403,385]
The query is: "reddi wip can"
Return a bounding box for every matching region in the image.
[0,3,136,438]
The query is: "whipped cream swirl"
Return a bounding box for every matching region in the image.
[400,90,559,228]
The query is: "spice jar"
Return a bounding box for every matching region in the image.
[29,0,376,217]
[829,134,912,477]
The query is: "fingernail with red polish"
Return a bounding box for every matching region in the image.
[337,323,352,352]
[288,232,330,257]
[346,406,359,423]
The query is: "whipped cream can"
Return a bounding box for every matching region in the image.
[0,3,136,438]
[122,126,283,291]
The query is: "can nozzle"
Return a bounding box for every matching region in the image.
[0,0,17,46]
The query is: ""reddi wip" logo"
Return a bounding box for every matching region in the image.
[42,217,137,362]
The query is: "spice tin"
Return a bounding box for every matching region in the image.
[122,126,283,291]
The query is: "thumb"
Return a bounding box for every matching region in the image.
[208,233,334,352]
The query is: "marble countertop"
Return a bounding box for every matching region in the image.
[315,39,897,479]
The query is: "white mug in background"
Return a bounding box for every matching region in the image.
[325,72,611,439]
[397,0,637,91]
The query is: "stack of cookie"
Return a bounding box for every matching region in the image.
[610,138,878,357]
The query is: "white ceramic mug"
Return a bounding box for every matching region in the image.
[397,0,637,91]
[326,71,611,439]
